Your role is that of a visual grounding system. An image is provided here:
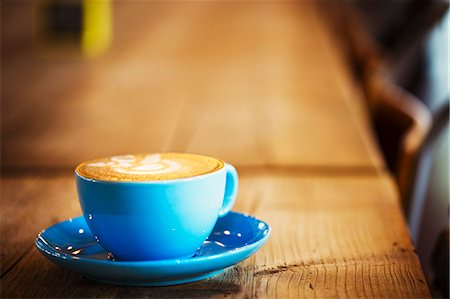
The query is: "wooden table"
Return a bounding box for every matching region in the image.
[1,1,429,298]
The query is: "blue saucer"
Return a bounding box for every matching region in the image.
[35,212,270,286]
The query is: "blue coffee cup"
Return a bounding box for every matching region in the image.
[75,161,238,261]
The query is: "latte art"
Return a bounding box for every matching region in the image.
[76,153,224,182]
[87,154,182,175]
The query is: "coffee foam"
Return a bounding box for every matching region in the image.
[76,153,224,182]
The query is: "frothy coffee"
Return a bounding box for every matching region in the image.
[76,153,224,182]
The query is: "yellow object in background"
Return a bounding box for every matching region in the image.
[82,0,112,57]
[35,0,112,57]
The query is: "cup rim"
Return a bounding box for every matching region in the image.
[75,153,227,185]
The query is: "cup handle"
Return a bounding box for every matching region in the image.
[219,163,238,217]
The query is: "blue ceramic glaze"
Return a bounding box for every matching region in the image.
[35,212,271,286]
[75,164,238,261]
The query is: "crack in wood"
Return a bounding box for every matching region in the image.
[0,244,34,278]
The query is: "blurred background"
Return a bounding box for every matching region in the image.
[336,2,449,297]
[1,0,448,297]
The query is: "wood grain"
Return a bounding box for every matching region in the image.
[1,1,428,298]
[0,173,429,298]
[0,176,81,276]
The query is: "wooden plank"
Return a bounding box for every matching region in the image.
[311,3,385,170]
[2,1,383,169]
[177,2,385,168]
[249,173,429,298]
[1,173,429,297]
[1,2,208,168]
[0,176,81,275]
